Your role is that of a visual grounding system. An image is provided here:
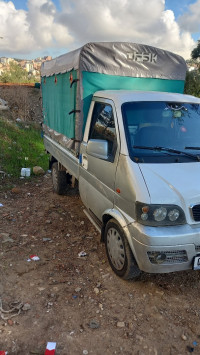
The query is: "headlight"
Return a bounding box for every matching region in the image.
[136,202,186,226]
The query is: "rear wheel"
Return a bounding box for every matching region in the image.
[51,162,68,195]
[105,219,141,279]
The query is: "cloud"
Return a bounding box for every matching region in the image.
[0,1,34,55]
[0,0,73,56]
[0,0,196,59]
[178,0,200,34]
[26,0,73,49]
[57,0,195,58]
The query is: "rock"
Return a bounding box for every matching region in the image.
[33,166,45,175]
[102,273,110,278]
[94,287,100,294]
[181,334,187,341]
[22,303,31,311]
[155,290,164,296]
[0,233,14,243]
[117,321,125,328]
[11,187,21,194]
[99,303,103,311]
[75,287,81,293]
[136,334,144,342]
[15,264,28,275]
[38,287,45,291]
[43,238,51,242]
[89,320,100,329]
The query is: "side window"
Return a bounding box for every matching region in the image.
[89,102,117,161]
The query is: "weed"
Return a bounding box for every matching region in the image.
[0,117,48,184]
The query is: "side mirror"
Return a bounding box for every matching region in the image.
[87,139,109,160]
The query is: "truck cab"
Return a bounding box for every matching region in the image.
[78,90,200,278]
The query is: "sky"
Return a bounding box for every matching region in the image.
[0,0,199,60]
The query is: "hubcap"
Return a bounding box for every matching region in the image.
[106,227,125,270]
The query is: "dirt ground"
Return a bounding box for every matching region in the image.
[0,84,42,123]
[1,86,200,355]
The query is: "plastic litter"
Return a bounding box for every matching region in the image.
[29,255,40,261]
[21,168,31,177]
[44,342,56,355]
[0,171,6,178]
[78,251,87,257]
[0,204,3,207]
[0,351,8,355]
[0,98,9,110]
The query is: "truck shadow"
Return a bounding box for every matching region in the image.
[136,269,200,294]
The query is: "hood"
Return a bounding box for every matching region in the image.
[139,162,200,210]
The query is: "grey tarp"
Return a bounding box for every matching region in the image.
[41,42,187,80]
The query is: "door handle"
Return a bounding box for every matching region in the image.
[82,154,88,170]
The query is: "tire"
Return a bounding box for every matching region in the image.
[105,219,141,280]
[51,162,68,195]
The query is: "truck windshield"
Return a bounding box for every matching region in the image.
[121,101,200,163]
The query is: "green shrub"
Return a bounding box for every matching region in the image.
[0,118,48,178]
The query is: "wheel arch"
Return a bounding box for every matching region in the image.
[101,208,140,267]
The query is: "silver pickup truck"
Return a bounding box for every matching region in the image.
[41,42,200,279]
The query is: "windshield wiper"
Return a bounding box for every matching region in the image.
[185,146,200,150]
[133,145,200,161]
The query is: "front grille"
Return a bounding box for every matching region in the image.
[147,250,188,264]
[192,204,200,221]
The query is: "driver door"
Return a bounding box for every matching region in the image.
[79,99,119,220]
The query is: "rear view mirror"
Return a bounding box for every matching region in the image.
[87,139,108,160]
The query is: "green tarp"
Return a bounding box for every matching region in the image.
[42,68,185,139]
[82,71,185,131]
[42,70,77,139]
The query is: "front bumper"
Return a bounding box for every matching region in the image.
[126,222,200,273]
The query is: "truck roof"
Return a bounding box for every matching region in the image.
[41,42,186,81]
[93,90,200,105]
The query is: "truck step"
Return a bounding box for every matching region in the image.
[83,209,102,234]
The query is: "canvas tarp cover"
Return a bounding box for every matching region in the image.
[41,42,187,151]
[41,42,187,80]
[42,70,77,140]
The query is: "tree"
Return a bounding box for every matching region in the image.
[184,70,200,98]
[191,40,200,60]
[0,62,29,83]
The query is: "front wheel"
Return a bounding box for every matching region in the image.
[105,219,141,280]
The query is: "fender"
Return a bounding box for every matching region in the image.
[102,208,140,266]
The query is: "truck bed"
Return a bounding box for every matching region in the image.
[43,135,79,179]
